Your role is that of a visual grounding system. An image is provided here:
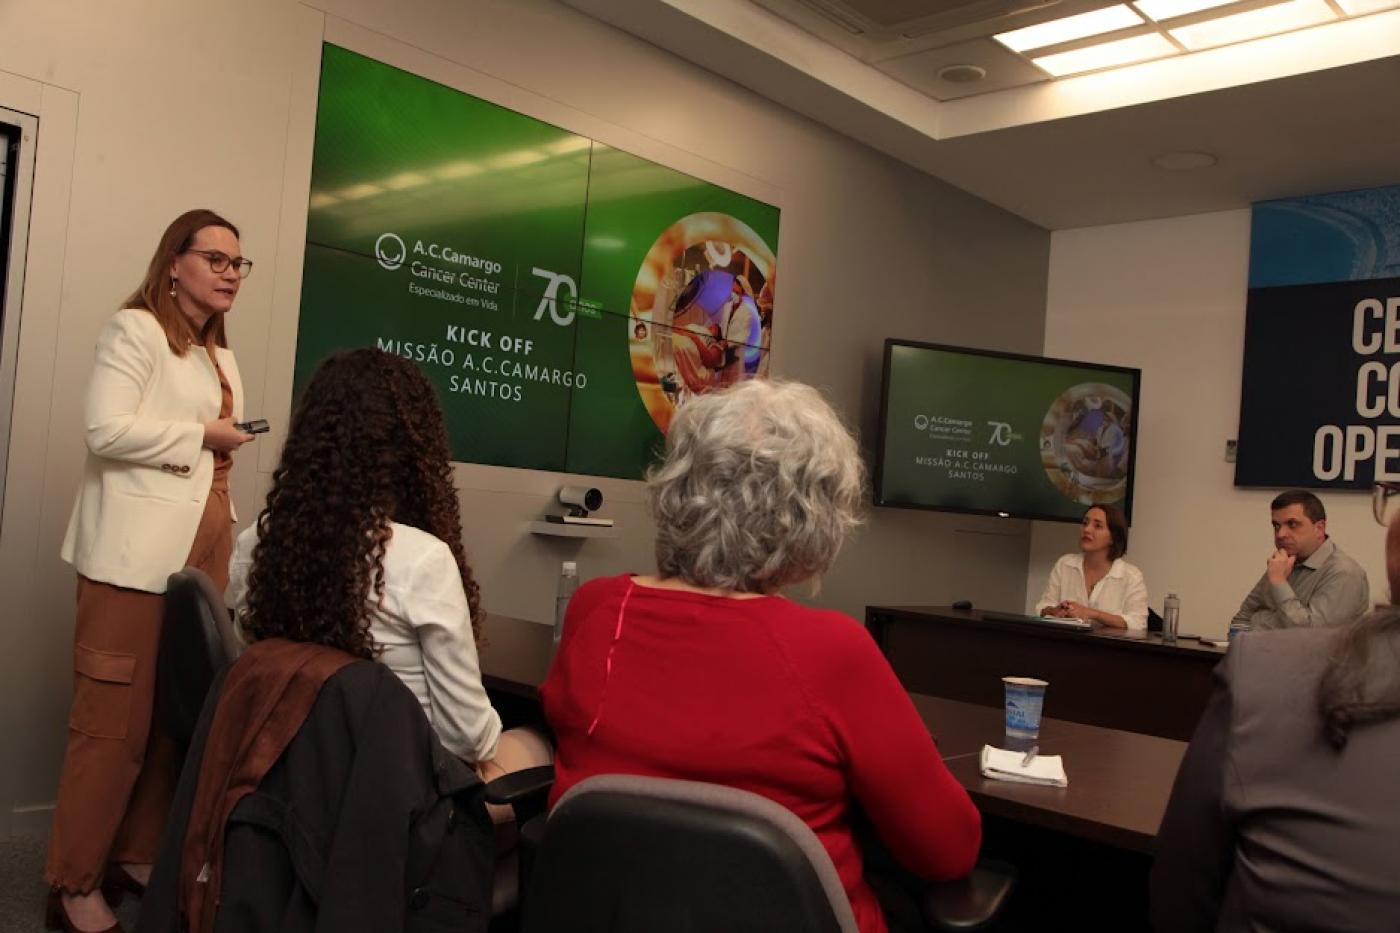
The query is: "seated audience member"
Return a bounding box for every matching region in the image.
[1036,504,1147,630]
[1150,490,1400,930]
[227,349,549,789]
[541,380,981,933]
[1231,489,1368,629]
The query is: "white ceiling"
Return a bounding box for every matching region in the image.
[562,0,1400,229]
[750,0,1108,100]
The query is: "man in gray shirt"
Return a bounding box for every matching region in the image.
[1232,489,1369,630]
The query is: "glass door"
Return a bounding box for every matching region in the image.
[0,107,39,516]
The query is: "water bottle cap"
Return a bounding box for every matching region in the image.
[562,561,578,574]
[1166,591,1178,598]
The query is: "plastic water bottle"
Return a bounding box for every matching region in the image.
[554,561,578,645]
[1162,592,1180,644]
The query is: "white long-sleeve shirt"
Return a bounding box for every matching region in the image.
[227,521,501,762]
[1036,552,1149,631]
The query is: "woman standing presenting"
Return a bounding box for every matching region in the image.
[46,210,254,933]
[1035,504,1148,631]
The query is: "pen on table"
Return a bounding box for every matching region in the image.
[1021,746,1039,767]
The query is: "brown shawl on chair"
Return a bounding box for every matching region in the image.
[177,638,355,933]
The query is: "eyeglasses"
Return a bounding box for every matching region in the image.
[184,249,253,278]
[1373,482,1400,527]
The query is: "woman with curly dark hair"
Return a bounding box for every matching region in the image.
[227,349,548,777]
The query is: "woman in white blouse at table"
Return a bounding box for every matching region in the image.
[1036,504,1148,631]
[226,349,550,791]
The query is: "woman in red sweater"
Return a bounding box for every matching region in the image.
[541,379,981,933]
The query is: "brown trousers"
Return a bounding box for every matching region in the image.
[45,488,232,894]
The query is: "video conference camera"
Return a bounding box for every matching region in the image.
[558,485,603,517]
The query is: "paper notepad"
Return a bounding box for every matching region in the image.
[980,745,1068,787]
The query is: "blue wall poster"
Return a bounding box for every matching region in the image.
[1237,185,1400,489]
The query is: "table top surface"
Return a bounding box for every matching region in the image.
[869,604,1227,659]
[911,695,1186,853]
[478,612,553,699]
[476,613,1185,853]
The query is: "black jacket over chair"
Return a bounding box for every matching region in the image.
[138,660,495,933]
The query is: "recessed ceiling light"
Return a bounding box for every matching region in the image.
[938,64,988,83]
[1169,0,1336,49]
[995,5,1145,53]
[435,160,482,180]
[1134,0,1241,20]
[1334,0,1400,13]
[488,149,548,169]
[338,183,383,201]
[385,172,429,190]
[546,137,593,156]
[1151,150,1219,170]
[1031,32,1178,76]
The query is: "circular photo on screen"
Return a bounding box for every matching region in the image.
[628,212,775,434]
[1040,383,1133,505]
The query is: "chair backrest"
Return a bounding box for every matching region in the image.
[521,774,859,933]
[155,567,234,743]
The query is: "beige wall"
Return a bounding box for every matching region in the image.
[0,0,1048,831]
[1026,210,1386,638]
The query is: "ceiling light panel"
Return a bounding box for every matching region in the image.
[995,5,1145,52]
[1031,31,1179,75]
[1134,0,1242,20]
[1334,0,1400,13]
[1169,0,1337,49]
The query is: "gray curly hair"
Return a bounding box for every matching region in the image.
[648,379,866,593]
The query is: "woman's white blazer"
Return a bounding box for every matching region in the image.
[61,309,243,593]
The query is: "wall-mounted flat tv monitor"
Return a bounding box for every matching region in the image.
[874,340,1141,523]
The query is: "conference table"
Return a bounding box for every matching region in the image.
[476,612,1185,855]
[910,695,1184,854]
[479,611,556,700]
[867,605,1226,741]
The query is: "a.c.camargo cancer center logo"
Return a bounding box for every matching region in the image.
[375,232,406,271]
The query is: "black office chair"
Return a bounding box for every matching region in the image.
[502,773,1014,933]
[1147,608,1164,634]
[484,765,557,929]
[154,567,240,745]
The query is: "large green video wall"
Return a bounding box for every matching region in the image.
[295,45,782,478]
